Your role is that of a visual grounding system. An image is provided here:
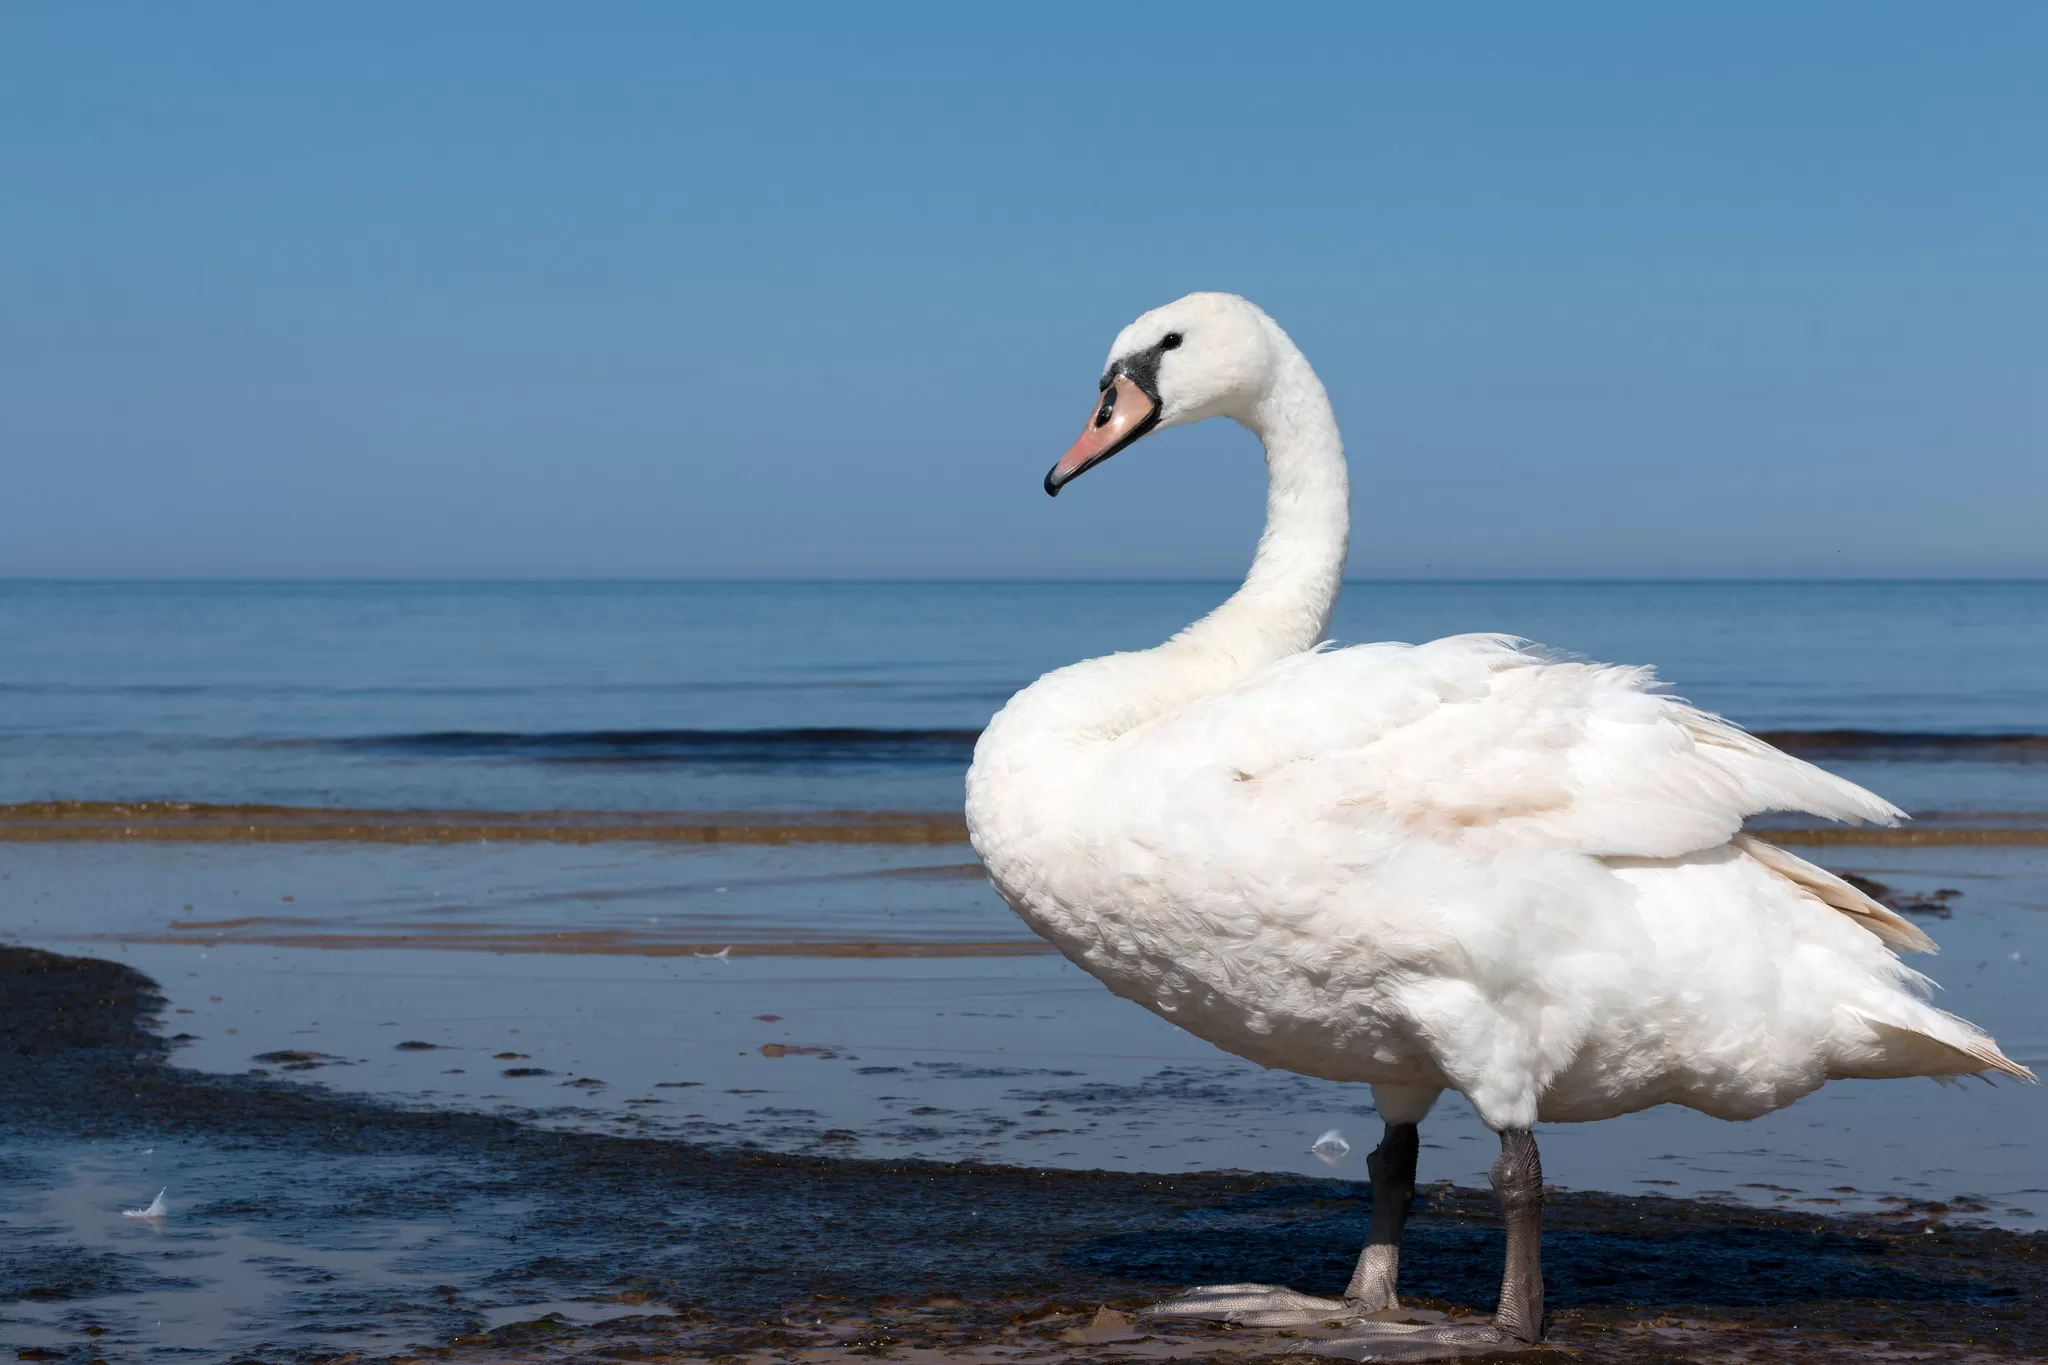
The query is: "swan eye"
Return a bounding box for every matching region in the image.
[1159,332,1183,351]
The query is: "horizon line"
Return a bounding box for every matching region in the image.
[3,575,2047,588]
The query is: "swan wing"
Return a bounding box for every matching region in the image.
[1111,634,1930,954]
[1120,632,1901,861]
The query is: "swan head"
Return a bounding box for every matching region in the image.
[1046,292,1279,496]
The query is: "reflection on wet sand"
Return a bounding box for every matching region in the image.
[3,831,2042,1219]
[129,926,1055,957]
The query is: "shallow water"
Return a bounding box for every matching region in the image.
[6,838,2041,1228]
[0,1143,504,1355]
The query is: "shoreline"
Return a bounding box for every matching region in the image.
[6,799,2048,846]
[4,942,2045,1362]
[0,800,973,845]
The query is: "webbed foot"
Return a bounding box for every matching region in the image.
[1152,1128,1548,1361]
[1147,1282,1357,1327]
[1147,1289,1535,1359]
[1306,1319,1536,1361]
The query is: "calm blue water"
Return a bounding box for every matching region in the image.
[2,579,2044,812]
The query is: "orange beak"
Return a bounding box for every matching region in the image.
[1044,373,1160,496]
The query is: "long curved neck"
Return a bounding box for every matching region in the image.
[1001,336,1349,744]
[1171,342,1349,666]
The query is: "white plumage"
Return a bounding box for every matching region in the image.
[967,291,2027,1144]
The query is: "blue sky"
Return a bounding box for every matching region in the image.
[2,4,2043,578]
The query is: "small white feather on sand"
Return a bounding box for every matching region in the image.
[123,1189,169,1219]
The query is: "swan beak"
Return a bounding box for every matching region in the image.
[1045,373,1160,496]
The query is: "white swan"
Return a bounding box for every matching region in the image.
[965,292,2030,1359]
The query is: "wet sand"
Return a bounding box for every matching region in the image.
[0,801,972,846]
[9,800,2048,846]
[5,943,2047,1364]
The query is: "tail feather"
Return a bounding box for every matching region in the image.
[1734,834,1937,954]
[1844,1005,2036,1084]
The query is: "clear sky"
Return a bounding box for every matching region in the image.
[2,3,2043,579]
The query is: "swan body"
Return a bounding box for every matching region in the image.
[964,292,2027,1352]
[976,626,2022,1130]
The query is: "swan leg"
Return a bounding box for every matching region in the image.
[1308,1129,1546,1360]
[1146,1118,1419,1327]
[1150,1129,1546,1360]
[1344,1120,1419,1311]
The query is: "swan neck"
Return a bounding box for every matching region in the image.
[1177,343,1349,662]
[980,332,1347,752]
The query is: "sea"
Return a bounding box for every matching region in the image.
[5,578,2046,813]
[2,579,2045,1355]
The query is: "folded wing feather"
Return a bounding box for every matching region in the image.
[1120,633,1917,945]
